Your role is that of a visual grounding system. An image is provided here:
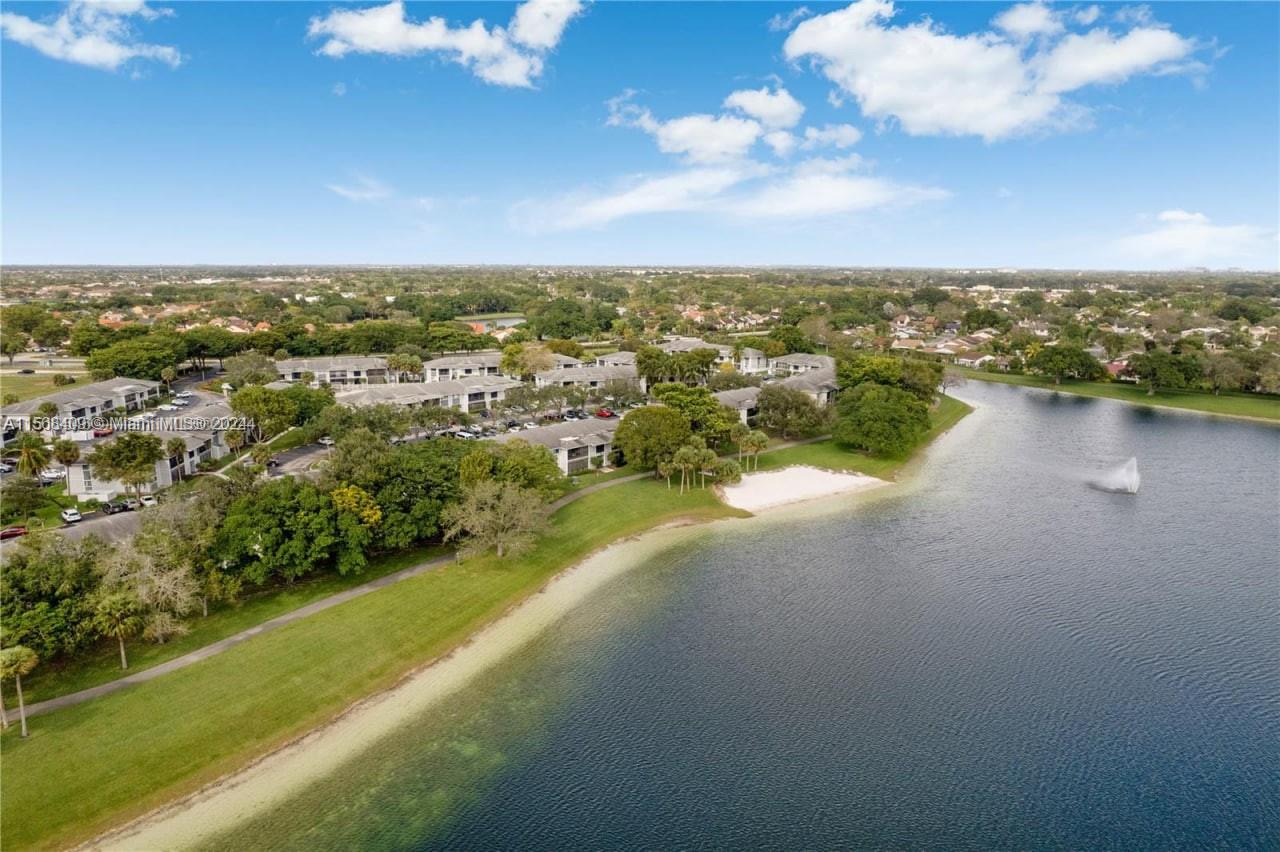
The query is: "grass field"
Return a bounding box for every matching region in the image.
[756,394,973,479]
[0,480,81,530]
[957,368,1280,421]
[0,372,89,403]
[0,481,746,851]
[18,545,447,705]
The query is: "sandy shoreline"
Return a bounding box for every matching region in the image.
[718,465,890,511]
[85,519,722,851]
[86,466,895,850]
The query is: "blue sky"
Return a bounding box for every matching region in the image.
[2,0,1277,269]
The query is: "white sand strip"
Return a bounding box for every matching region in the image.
[718,465,889,512]
[86,522,715,852]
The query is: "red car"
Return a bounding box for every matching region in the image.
[0,526,28,540]
[594,408,615,418]
[93,427,114,437]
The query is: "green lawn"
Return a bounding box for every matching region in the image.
[958,368,1280,421]
[0,481,745,851]
[756,394,973,479]
[18,546,447,706]
[0,481,80,530]
[0,372,89,403]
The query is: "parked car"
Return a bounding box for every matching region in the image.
[265,457,282,468]
[101,500,131,515]
[93,427,114,437]
[0,526,28,540]
[60,508,82,524]
[504,420,520,429]
[122,498,140,510]
[595,408,616,418]
[157,404,179,411]
[17,368,35,375]
[318,435,336,446]
[171,398,190,407]
[140,495,158,507]
[0,462,13,474]
[174,391,194,399]
[39,468,65,483]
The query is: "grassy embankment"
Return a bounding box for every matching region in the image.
[17,545,447,705]
[957,368,1280,422]
[0,372,90,403]
[0,480,746,852]
[757,394,973,478]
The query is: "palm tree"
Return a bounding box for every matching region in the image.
[225,429,246,453]
[160,366,177,392]
[12,433,50,479]
[672,445,699,494]
[34,401,58,428]
[92,593,143,670]
[658,460,673,489]
[250,443,272,468]
[0,646,39,737]
[746,430,769,471]
[51,438,80,481]
[729,422,750,462]
[697,448,718,488]
[166,437,188,481]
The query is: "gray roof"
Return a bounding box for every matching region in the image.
[276,356,387,373]
[536,364,637,384]
[781,366,838,394]
[595,350,636,365]
[770,353,836,369]
[334,375,521,408]
[492,418,618,451]
[712,386,761,410]
[0,377,161,416]
[657,337,729,355]
[423,351,581,370]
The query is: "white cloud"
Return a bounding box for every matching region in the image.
[332,81,347,96]
[993,3,1062,40]
[768,6,813,32]
[326,175,393,202]
[512,165,763,231]
[1034,27,1196,94]
[731,161,947,219]
[723,85,805,129]
[784,0,1201,141]
[510,0,585,50]
[1113,210,1277,269]
[1074,5,1101,26]
[801,123,863,149]
[763,130,798,157]
[0,0,181,71]
[307,0,583,88]
[516,155,944,231]
[608,92,763,163]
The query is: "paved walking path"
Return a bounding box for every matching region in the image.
[25,434,831,718]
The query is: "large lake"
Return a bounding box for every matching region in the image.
[208,383,1280,851]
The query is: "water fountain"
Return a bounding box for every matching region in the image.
[1089,457,1140,494]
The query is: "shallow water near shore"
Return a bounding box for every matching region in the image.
[179,383,1278,849]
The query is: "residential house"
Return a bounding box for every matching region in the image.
[534,364,639,390]
[955,353,995,369]
[713,386,761,425]
[492,419,618,475]
[275,356,391,386]
[333,375,521,414]
[1,377,162,440]
[780,366,839,406]
[595,350,637,367]
[768,353,836,375]
[658,337,768,374]
[421,351,582,382]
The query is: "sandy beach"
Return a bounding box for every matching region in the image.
[85,520,721,851]
[718,465,890,512]
[87,468,891,850]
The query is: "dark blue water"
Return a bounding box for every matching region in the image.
[211,384,1280,851]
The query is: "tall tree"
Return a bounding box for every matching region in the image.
[0,646,39,737]
[613,406,692,473]
[11,433,51,479]
[91,593,144,670]
[442,481,548,559]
